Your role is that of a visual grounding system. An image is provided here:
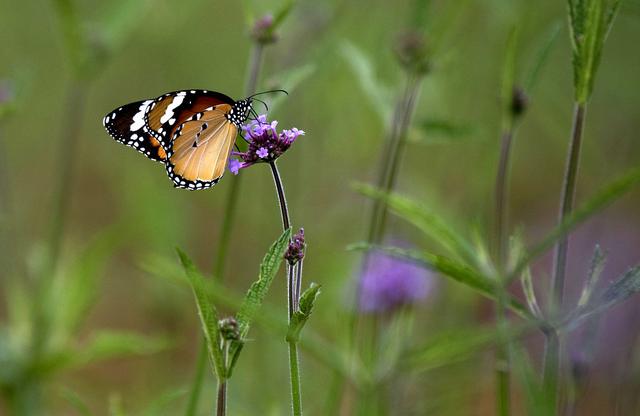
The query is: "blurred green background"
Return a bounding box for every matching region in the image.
[1,0,639,414]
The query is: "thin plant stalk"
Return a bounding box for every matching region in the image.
[543,103,587,409]
[185,42,266,416]
[493,125,516,416]
[269,161,303,416]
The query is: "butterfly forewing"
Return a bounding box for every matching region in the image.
[102,100,167,162]
[144,90,236,146]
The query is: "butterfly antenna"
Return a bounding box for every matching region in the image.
[248,89,288,99]
[251,98,269,113]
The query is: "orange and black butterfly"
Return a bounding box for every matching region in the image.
[103,90,256,190]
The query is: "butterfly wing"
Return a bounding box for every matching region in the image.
[103,100,168,162]
[144,90,237,146]
[165,105,238,190]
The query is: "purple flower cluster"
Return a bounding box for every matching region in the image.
[285,228,306,265]
[358,250,435,313]
[229,115,305,174]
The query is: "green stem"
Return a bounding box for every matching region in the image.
[186,41,266,416]
[216,381,227,416]
[544,102,587,412]
[288,341,303,416]
[269,161,304,416]
[213,42,265,280]
[493,127,515,416]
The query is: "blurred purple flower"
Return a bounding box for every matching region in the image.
[230,114,305,173]
[358,250,435,313]
[251,14,278,44]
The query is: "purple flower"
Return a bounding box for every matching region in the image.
[285,228,306,265]
[251,14,278,44]
[358,250,435,313]
[231,114,305,173]
[228,158,241,175]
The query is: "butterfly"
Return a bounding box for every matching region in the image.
[103,89,264,190]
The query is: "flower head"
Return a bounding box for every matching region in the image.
[393,30,430,75]
[251,14,278,44]
[285,228,306,265]
[358,250,435,313]
[231,114,305,173]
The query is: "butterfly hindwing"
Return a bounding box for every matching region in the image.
[102,100,167,162]
[165,107,237,190]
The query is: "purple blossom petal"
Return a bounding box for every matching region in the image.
[358,251,435,313]
[229,159,241,175]
[257,147,269,158]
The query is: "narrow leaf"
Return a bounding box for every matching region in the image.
[177,249,226,380]
[350,243,531,319]
[228,229,291,373]
[521,267,543,319]
[511,166,640,280]
[353,183,476,264]
[287,283,321,343]
[339,41,393,126]
[577,245,606,308]
[235,228,291,339]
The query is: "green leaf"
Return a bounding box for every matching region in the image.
[108,394,126,416]
[521,266,543,319]
[228,229,291,372]
[409,118,475,145]
[142,386,188,416]
[177,249,226,380]
[339,41,393,126]
[511,166,640,281]
[59,387,93,416]
[48,231,118,349]
[405,326,508,373]
[349,244,531,319]
[97,0,150,51]
[524,21,562,92]
[510,346,554,416]
[577,245,606,308]
[287,283,321,343]
[264,64,316,113]
[235,229,291,339]
[353,183,476,264]
[36,331,171,375]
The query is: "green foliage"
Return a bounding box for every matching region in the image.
[568,0,622,102]
[577,245,607,308]
[286,283,321,343]
[409,118,476,145]
[349,243,531,319]
[405,326,503,373]
[177,248,226,380]
[229,228,291,372]
[511,166,640,281]
[353,183,476,264]
[339,41,394,127]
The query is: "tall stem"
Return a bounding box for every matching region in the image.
[213,43,265,280]
[269,161,303,416]
[216,381,227,416]
[493,126,515,416]
[544,102,587,411]
[186,42,266,416]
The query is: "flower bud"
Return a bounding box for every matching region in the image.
[511,86,528,118]
[218,317,240,341]
[393,30,430,75]
[251,14,278,45]
[285,228,306,265]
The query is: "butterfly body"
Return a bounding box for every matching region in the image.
[103,90,252,190]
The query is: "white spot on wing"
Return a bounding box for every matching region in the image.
[130,100,152,131]
[160,92,186,124]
